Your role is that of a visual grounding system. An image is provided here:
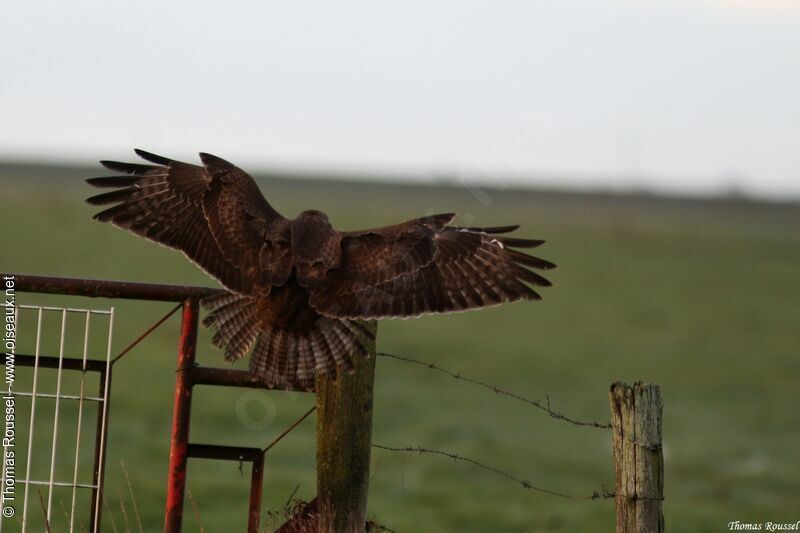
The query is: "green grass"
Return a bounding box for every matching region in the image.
[1,164,799,532]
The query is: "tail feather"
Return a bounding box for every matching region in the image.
[201,292,243,324]
[334,322,366,360]
[345,319,377,341]
[326,325,355,372]
[211,303,253,347]
[250,332,272,377]
[297,336,314,385]
[202,293,373,391]
[203,294,261,361]
[285,334,300,387]
[260,330,287,387]
[311,329,337,376]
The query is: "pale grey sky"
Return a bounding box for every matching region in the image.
[1,0,798,198]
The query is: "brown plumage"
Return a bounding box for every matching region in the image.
[86,150,555,390]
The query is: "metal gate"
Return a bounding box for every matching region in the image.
[1,303,113,532]
[7,274,306,532]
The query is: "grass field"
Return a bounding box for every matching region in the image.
[1,162,799,532]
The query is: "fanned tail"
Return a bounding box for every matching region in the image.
[202,292,374,391]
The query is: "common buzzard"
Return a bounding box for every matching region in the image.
[87,150,555,390]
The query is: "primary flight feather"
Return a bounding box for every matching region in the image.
[86,150,555,390]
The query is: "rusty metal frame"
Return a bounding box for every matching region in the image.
[11,274,306,533]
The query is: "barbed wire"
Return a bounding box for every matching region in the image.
[372,444,614,501]
[262,406,316,454]
[244,352,658,505]
[377,351,611,429]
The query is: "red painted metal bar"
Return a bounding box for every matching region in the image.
[184,444,266,533]
[164,298,199,533]
[10,273,223,301]
[189,366,308,392]
[249,453,265,533]
[185,444,261,461]
[15,353,108,373]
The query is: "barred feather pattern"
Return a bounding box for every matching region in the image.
[86,150,284,295]
[309,223,555,320]
[87,151,555,388]
[202,292,374,391]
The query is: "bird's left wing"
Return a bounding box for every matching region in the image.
[308,213,555,319]
[86,149,286,294]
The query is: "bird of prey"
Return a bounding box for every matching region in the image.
[87,150,555,390]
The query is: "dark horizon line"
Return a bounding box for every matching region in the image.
[0,156,798,208]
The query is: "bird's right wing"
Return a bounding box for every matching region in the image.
[86,149,286,294]
[309,213,555,319]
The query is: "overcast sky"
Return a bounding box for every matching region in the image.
[1,0,798,198]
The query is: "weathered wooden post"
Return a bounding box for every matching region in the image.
[316,322,378,532]
[609,382,664,533]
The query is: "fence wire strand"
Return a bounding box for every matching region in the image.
[377,351,611,429]
[372,444,613,501]
[111,302,182,364]
[262,406,316,454]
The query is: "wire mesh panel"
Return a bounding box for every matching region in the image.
[1,304,114,533]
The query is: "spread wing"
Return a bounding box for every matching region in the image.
[86,149,285,294]
[308,213,555,319]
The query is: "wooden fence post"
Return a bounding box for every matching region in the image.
[609,382,664,533]
[316,322,378,532]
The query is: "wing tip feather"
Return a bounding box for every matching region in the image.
[134,148,173,165]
